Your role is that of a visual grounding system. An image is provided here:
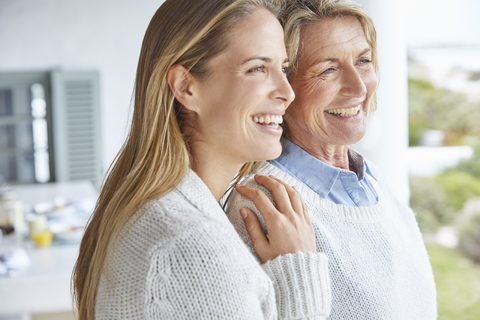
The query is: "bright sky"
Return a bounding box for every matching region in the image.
[405,0,480,47]
[405,0,480,73]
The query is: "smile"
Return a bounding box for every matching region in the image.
[251,115,283,127]
[325,105,361,117]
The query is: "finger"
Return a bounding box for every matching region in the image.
[240,208,269,258]
[235,184,278,223]
[296,187,311,224]
[269,177,304,218]
[253,175,294,216]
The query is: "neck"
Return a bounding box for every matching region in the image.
[189,143,243,202]
[286,132,350,170]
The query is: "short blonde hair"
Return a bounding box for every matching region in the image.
[281,0,378,111]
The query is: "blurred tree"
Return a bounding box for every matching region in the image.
[409,176,455,232]
[456,197,480,263]
[469,71,480,81]
[408,78,480,146]
[454,145,480,179]
[435,171,480,211]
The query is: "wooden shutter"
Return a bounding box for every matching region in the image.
[51,71,102,187]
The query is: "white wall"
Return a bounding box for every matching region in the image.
[0,0,163,172]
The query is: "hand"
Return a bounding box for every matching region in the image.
[235,174,316,263]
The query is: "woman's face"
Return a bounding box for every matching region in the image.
[285,16,377,151]
[191,8,294,166]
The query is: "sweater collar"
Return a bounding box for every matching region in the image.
[176,168,226,218]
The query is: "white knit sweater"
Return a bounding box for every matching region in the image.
[226,162,437,320]
[95,169,331,319]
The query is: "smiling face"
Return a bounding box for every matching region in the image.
[285,16,377,159]
[190,8,294,166]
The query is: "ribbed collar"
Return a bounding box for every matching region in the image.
[256,162,387,222]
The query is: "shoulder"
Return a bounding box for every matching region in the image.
[130,190,205,240]
[143,211,276,317]
[113,187,222,271]
[151,219,260,271]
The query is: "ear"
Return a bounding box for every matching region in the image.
[167,64,199,113]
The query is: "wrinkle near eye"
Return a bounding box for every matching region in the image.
[302,77,326,96]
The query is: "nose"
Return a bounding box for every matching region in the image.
[339,66,368,98]
[270,70,295,106]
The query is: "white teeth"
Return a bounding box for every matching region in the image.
[252,114,283,125]
[326,105,361,117]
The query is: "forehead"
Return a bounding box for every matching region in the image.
[299,16,369,61]
[213,8,286,64]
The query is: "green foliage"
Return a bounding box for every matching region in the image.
[408,77,480,146]
[409,176,455,232]
[408,122,424,147]
[456,197,480,263]
[427,244,480,319]
[470,71,480,81]
[435,171,480,210]
[454,145,480,179]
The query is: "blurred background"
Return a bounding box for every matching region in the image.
[0,0,479,319]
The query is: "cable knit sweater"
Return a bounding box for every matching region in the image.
[226,162,437,320]
[95,169,331,319]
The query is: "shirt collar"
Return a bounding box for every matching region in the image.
[269,137,376,198]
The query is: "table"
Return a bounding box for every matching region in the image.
[0,181,96,320]
[0,237,79,319]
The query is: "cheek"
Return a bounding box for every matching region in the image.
[288,83,336,122]
[364,70,378,96]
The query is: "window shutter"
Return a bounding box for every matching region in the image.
[50,71,102,187]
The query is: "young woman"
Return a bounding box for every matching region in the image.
[73,0,330,319]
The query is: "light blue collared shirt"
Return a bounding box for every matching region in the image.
[268,138,378,207]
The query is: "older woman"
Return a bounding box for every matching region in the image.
[227,0,437,319]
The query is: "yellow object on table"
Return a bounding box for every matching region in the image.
[32,231,53,247]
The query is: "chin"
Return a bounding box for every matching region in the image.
[337,127,367,145]
[252,143,282,162]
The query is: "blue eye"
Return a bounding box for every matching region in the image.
[359,59,372,65]
[249,66,266,73]
[320,68,334,75]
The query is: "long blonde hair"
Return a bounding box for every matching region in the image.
[280,0,378,112]
[73,0,279,318]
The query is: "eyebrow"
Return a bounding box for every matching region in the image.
[241,56,290,65]
[357,48,372,57]
[310,48,372,66]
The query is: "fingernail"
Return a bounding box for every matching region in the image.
[269,175,276,178]
[240,208,248,220]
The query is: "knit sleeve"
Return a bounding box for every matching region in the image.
[226,187,331,319]
[144,224,278,320]
[262,252,331,319]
